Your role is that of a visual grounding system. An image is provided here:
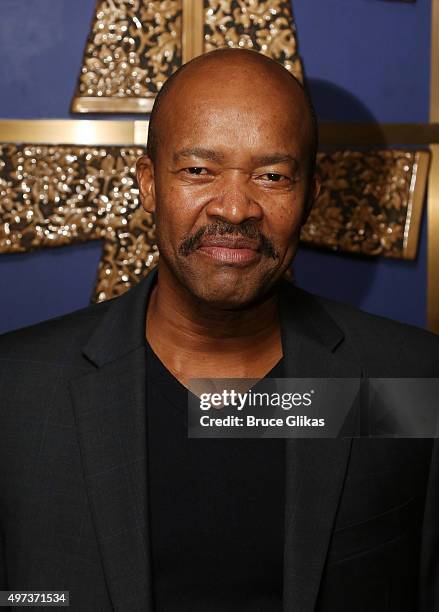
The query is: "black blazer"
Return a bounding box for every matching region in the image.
[0,268,438,611]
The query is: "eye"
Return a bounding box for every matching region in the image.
[184,167,208,175]
[263,173,285,182]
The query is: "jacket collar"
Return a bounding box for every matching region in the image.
[82,267,158,367]
[82,268,346,369]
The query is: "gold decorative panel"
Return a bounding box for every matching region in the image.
[204,0,303,80]
[71,0,302,113]
[0,135,429,302]
[71,0,183,113]
[0,143,158,301]
[302,150,430,259]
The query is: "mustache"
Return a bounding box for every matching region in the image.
[178,221,279,259]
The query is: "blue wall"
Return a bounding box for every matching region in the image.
[0,0,432,333]
[292,0,431,328]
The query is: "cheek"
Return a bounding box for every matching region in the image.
[155,184,200,241]
[266,200,304,248]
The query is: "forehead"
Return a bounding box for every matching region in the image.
[156,71,311,160]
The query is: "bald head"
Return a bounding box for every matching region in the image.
[146,48,318,175]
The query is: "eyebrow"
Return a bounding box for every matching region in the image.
[251,154,299,168]
[172,148,299,168]
[173,148,225,164]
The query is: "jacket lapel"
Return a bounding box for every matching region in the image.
[279,282,363,612]
[69,269,158,612]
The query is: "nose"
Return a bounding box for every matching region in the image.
[204,172,263,225]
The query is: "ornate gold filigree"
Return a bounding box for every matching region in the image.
[71,0,182,111]
[71,0,302,112]
[0,145,427,302]
[0,144,158,301]
[204,0,303,81]
[301,150,428,258]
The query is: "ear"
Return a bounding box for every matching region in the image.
[136,155,156,213]
[302,172,321,225]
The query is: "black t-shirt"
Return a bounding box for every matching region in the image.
[145,341,285,611]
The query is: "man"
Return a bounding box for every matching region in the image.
[0,48,438,611]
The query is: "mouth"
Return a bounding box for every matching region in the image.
[196,237,261,266]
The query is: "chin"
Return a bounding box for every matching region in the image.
[187,277,271,310]
[199,295,253,310]
[169,258,281,309]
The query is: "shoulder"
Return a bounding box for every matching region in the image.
[319,291,437,344]
[0,298,114,367]
[292,285,439,375]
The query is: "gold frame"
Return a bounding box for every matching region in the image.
[319,123,439,146]
[71,97,154,114]
[404,152,430,260]
[429,0,439,334]
[0,119,148,146]
[182,0,204,63]
[1,120,439,147]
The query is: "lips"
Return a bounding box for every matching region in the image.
[198,236,260,250]
[196,236,261,265]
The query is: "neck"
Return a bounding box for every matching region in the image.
[145,264,282,381]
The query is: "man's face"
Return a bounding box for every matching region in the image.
[138,68,317,308]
